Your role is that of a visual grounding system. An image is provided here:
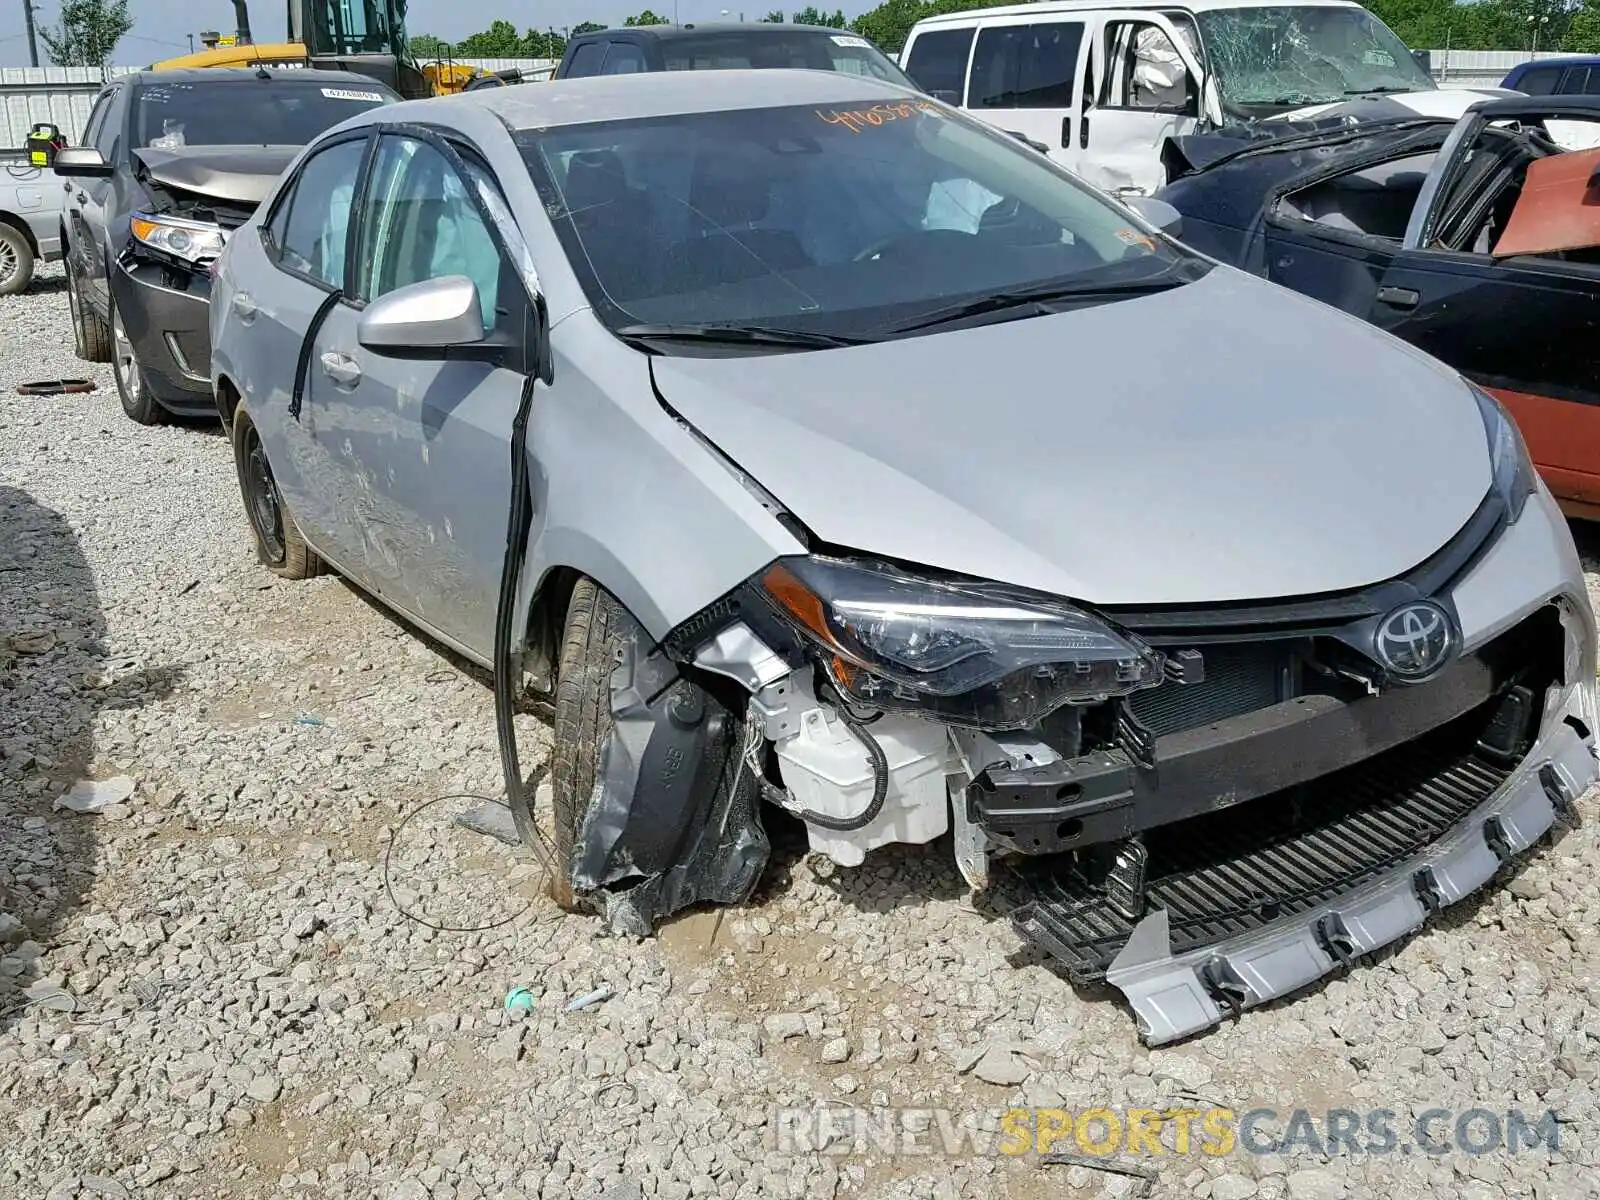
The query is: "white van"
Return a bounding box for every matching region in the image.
[900,0,1508,196]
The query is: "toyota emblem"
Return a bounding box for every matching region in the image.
[1374,601,1454,681]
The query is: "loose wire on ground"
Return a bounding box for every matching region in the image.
[383,793,541,933]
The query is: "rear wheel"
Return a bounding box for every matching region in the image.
[232,409,323,580]
[67,257,111,362]
[110,295,165,425]
[0,224,35,295]
[549,578,632,910]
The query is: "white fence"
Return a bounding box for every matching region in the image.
[0,59,556,148]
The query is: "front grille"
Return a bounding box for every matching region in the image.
[1011,700,1515,982]
[1130,643,1288,737]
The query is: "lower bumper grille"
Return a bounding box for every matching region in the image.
[1012,706,1514,982]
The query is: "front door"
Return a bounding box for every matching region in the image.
[314,132,530,659]
[67,87,121,310]
[1077,10,1213,196]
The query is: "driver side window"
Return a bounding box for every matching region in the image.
[355,135,508,331]
[1099,20,1197,114]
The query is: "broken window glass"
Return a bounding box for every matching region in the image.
[1194,6,1433,109]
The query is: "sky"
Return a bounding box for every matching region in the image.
[0,1,862,66]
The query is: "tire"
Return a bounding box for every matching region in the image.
[549,578,632,911]
[232,409,324,581]
[67,256,111,363]
[109,293,165,425]
[0,223,35,295]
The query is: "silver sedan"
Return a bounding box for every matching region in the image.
[209,69,1597,1045]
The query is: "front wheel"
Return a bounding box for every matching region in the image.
[549,578,633,910]
[232,409,324,580]
[110,295,164,425]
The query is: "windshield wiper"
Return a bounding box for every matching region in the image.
[872,274,1188,337]
[1343,85,1415,96]
[614,323,872,352]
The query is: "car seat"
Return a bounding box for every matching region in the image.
[562,149,656,301]
[666,156,813,291]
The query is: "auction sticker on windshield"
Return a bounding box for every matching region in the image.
[817,100,938,134]
[831,34,871,47]
[322,88,386,102]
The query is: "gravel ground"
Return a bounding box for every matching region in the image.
[4,263,1600,1200]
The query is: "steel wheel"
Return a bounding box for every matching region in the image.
[240,424,287,565]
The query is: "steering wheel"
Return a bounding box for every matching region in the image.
[853,227,976,263]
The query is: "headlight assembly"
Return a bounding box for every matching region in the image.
[760,556,1163,729]
[1470,381,1538,523]
[130,213,227,266]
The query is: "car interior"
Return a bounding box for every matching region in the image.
[1277,116,1600,267]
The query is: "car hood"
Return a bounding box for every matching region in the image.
[132,144,301,207]
[651,267,1493,606]
[1279,87,1517,124]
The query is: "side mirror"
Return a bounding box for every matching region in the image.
[1127,195,1183,238]
[357,275,486,357]
[53,146,112,178]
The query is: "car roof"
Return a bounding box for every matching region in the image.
[911,0,1361,27]
[384,68,912,130]
[1473,93,1600,118]
[570,22,864,41]
[120,67,399,89]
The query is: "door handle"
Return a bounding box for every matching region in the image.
[1062,116,1073,149]
[1078,111,1091,150]
[231,292,258,320]
[1376,285,1420,310]
[320,351,362,387]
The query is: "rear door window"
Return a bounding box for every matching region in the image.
[273,137,368,289]
[566,41,606,77]
[904,28,975,103]
[969,22,1084,109]
[1558,66,1598,95]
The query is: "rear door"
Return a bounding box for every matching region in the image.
[251,132,375,577]
[1077,9,1214,196]
[902,24,976,107]
[962,15,1091,167]
[319,131,531,658]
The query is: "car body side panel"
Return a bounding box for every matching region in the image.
[1260,220,1397,313]
[1492,389,1600,517]
[514,312,804,645]
[0,167,66,259]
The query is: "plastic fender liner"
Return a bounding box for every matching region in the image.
[572,615,770,937]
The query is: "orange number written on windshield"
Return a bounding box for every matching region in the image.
[816,101,939,134]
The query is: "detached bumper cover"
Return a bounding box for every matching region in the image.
[1097,692,1594,1046]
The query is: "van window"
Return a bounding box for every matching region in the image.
[904,28,975,104]
[969,23,1084,110]
[566,41,605,77]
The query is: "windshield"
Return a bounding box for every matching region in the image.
[302,0,405,56]
[1196,6,1434,109]
[132,80,393,149]
[519,99,1198,345]
[660,31,914,88]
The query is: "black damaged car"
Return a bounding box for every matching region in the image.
[54,68,398,424]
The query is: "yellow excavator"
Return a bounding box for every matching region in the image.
[151,2,485,98]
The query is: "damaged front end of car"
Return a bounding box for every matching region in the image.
[552,391,1597,1044]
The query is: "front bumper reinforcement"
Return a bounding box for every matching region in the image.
[1071,705,1595,1045]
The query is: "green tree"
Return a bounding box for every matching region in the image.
[572,21,608,35]
[624,10,671,25]
[458,18,526,56]
[41,0,131,67]
[761,9,786,20]
[792,6,848,26]
[410,32,450,58]
[525,29,568,58]
[1568,0,1600,48]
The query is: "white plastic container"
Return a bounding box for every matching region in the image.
[775,706,954,867]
